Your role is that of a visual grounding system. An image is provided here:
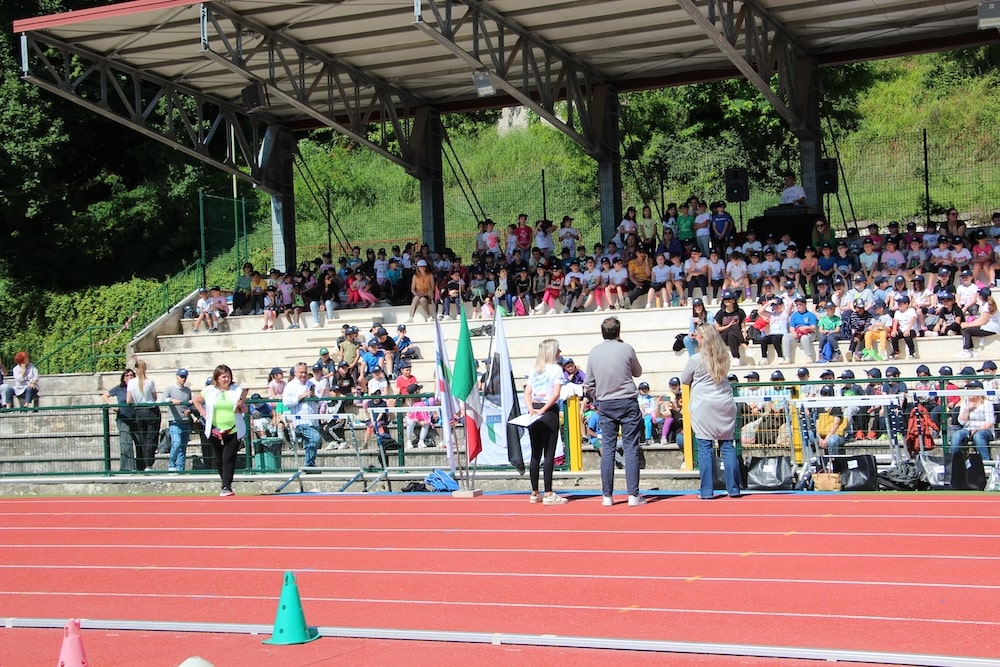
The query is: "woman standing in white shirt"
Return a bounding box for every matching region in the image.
[524,339,566,505]
[126,358,159,471]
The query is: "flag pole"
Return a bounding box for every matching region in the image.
[451,303,484,498]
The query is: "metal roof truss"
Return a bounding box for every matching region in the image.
[20,30,272,189]
[199,2,424,171]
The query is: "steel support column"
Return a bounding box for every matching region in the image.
[411,108,447,249]
[788,59,823,209]
[259,126,298,272]
[592,85,622,244]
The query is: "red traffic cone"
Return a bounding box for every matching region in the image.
[56,618,89,666]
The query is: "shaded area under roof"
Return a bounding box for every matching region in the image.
[13,0,1000,130]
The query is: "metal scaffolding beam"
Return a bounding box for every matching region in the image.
[19,32,273,192]
[199,2,427,172]
[413,0,613,159]
[675,0,820,138]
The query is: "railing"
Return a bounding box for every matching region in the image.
[34,261,205,375]
[724,377,997,462]
[0,390,590,478]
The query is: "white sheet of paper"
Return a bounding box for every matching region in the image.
[509,413,541,428]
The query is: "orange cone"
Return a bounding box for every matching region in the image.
[56,618,89,666]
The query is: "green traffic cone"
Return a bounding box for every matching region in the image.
[262,571,321,645]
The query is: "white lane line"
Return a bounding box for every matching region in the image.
[3,543,1000,562]
[0,564,996,590]
[3,590,999,628]
[1,510,998,520]
[2,525,998,539]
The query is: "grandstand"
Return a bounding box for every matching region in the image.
[36,286,998,405]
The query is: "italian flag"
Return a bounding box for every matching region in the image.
[452,305,484,461]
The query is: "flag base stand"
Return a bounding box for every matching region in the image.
[452,488,483,498]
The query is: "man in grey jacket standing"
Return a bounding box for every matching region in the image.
[584,316,645,506]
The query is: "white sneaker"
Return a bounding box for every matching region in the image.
[417,440,427,448]
[954,349,974,358]
[405,317,413,323]
[601,496,614,507]
[628,495,647,507]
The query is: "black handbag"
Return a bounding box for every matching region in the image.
[745,455,794,490]
[713,456,747,490]
[950,449,987,491]
[833,454,878,491]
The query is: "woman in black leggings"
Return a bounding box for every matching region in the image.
[524,338,566,505]
[193,365,248,496]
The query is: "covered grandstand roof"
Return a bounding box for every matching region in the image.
[14,0,999,130]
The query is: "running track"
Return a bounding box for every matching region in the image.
[1,493,998,666]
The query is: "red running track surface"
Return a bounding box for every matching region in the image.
[0,493,998,665]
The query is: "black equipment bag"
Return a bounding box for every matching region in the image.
[833,454,878,491]
[950,449,987,491]
[745,456,794,490]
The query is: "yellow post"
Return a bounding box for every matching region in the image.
[565,395,583,471]
[790,386,803,464]
[681,384,693,470]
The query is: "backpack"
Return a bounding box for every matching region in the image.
[877,460,927,491]
[424,469,459,492]
[904,404,938,457]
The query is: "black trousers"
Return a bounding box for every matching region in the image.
[527,404,560,493]
[211,430,241,491]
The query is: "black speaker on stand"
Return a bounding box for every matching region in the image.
[817,159,839,194]
[724,167,749,231]
[724,167,749,202]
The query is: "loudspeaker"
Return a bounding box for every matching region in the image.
[724,167,749,202]
[818,158,839,194]
[241,83,270,112]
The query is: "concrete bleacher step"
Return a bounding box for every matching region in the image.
[37,297,1000,403]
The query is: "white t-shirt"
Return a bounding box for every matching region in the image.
[694,213,711,237]
[893,308,917,333]
[956,282,978,309]
[982,301,1000,334]
[528,364,564,404]
[651,264,671,284]
[683,257,709,276]
[781,185,806,204]
[127,377,157,403]
[607,267,629,287]
[726,260,748,281]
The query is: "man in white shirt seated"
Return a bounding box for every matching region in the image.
[780,172,807,206]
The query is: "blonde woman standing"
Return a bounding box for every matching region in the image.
[524,338,566,504]
[126,358,160,472]
[681,323,740,499]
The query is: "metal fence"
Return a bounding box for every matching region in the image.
[0,394,551,478]
[727,377,998,464]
